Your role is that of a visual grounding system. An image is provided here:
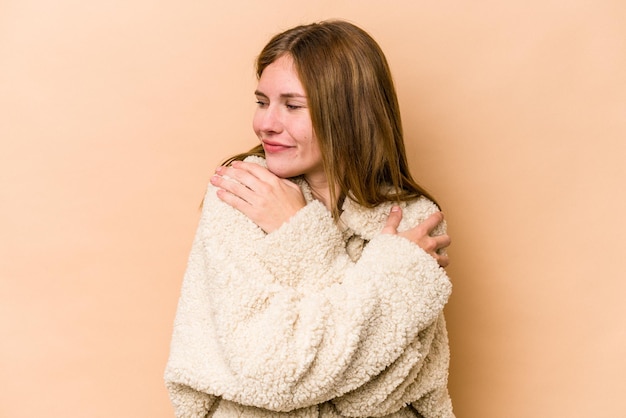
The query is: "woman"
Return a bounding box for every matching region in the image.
[165,20,455,418]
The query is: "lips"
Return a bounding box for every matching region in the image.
[262,140,293,153]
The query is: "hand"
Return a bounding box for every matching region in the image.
[381,206,451,267]
[210,161,306,233]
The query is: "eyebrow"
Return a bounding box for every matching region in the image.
[254,90,307,99]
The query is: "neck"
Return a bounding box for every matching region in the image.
[305,174,335,210]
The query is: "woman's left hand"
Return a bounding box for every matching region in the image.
[210,161,306,233]
[382,206,451,267]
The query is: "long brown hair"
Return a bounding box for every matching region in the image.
[225,20,438,217]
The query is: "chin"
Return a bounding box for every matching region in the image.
[265,159,299,179]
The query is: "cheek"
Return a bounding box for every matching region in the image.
[252,112,261,136]
[309,130,320,151]
[298,121,315,145]
[312,141,323,161]
[306,134,323,164]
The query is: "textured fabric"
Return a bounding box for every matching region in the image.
[165,156,455,418]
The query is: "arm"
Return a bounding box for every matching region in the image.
[211,160,451,267]
[384,205,451,268]
[196,181,452,411]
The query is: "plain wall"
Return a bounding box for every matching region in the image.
[1,1,625,417]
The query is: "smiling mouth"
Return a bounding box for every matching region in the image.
[262,141,292,153]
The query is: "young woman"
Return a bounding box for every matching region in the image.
[165,20,455,418]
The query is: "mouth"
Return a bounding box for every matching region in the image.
[262,140,293,153]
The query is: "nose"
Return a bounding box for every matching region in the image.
[254,105,282,135]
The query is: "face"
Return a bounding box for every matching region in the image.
[253,55,324,183]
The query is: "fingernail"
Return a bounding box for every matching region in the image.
[391,206,400,212]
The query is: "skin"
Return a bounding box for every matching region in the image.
[210,55,450,267]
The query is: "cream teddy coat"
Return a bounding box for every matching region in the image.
[165,157,455,418]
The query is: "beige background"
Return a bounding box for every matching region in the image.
[1,1,625,417]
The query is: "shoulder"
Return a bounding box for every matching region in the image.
[340,195,443,240]
[242,155,267,167]
[241,155,316,202]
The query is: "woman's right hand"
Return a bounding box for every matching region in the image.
[210,161,306,234]
[381,206,451,267]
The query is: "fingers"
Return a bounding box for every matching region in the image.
[432,234,451,268]
[385,208,451,268]
[215,162,265,190]
[211,161,278,203]
[210,171,254,205]
[418,212,445,235]
[219,161,302,193]
[211,161,307,233]
[381,206,402,235]
[213,185,251,214]
[410,233,450,268]
[433,233,451,251]
[226,160,280,186]
[436,253,450,268]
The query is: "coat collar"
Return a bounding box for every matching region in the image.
[244,155,408,241]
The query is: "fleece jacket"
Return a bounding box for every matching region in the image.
[165,156,455,418]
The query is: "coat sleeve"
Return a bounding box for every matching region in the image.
[165,183,452,414]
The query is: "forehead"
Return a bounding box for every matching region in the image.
[257,55,305,94]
